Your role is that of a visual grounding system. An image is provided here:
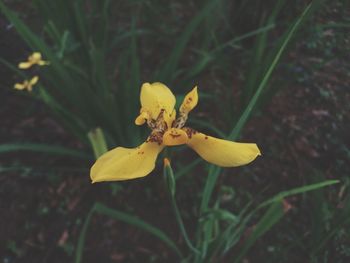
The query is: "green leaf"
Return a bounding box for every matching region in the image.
[75,202,182,263]
[259,180,340,209]
[229,2,314,140]
[156,0,221,82]
[233,201,285,263]
[87,127,108,159]
[163,162,200,255]
[0,143,90,159]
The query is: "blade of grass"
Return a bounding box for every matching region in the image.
[75,202,182,263]
[233,201,285,263]
[156,0,221,83]
[184,23,275,81]
[0,143,90,159]
[175,158,202,180]
[87,127,108,159]
[259,179,340,209]
[229,2,314,139]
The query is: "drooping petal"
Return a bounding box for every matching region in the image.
[140,82,176,120]
[179,86,198,114]
[14,82,26,90]
[18,62,32,69]
[90,140,164,182]
[163,128,189,146]
[185,129,261,167]
[38,60,50,66]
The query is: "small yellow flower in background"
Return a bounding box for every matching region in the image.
[14,76,39,92]
[91,82,261,183]
[18,52,49,69]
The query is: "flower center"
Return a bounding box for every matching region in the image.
[146,108,190,146]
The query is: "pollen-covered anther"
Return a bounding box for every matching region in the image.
[162,128,189,146]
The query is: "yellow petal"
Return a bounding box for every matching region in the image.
[14,83,25,90]
[135,111,150,125]
[29,76,39,85]
[140,82,176,120]
[38,60,50,66]
[163,109,176,129]
[18,62,32,69]
[179,86,198,114]
[185,129,261,167]
[163,128,189,146]
[31,52,42,62]
[90,140,164,182]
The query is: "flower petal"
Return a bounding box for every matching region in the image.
[179,86,198,114]
[38,60,50,66]
[140,82,176,120]
[18,62,32,69]
[30,52,43,62]
[185,129,261,167]
[163,128,189,146]
[14,83,25,90]
[90,141,164,182]
[30,76,39,85]
[135,111,150,125]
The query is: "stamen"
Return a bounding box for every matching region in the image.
[173,113,188,129]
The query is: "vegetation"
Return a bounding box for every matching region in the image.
[0,0,349,262]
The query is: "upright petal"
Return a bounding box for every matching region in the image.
[90,140,164,182]
[29,76,39,85]
[140,82,176,120]
[185,129,261,167]
[174,86,198,128]
[30,52,43,62]
[179,86,198,114]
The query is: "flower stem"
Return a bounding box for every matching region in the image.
[163,159,200,255]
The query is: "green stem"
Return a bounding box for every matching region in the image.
[163,161,200,256]
[169,192,201,255]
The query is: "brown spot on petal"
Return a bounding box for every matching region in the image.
[183,127,197,139]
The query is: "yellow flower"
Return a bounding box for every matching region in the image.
[18,52,49,69]
[91,82,261,182]
[14,76,39,92]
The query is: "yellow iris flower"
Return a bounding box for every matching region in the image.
[14,76,39,92]
[91,82,261,182]
[18,52,49,69]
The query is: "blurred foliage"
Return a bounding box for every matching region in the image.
[0,0,349,262]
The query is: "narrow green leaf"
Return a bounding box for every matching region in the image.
[234,201,285,263]
[87,128,108,159]
[259,180,340,209]
[164,161,200,255]
[229,2,314,140]
[157,0,220,82]
[75,202,182,263]
[0,143,90,159]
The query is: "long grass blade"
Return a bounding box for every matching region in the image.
[75,202,182,263]
[0,143,90,159]
[229,2,313,140]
